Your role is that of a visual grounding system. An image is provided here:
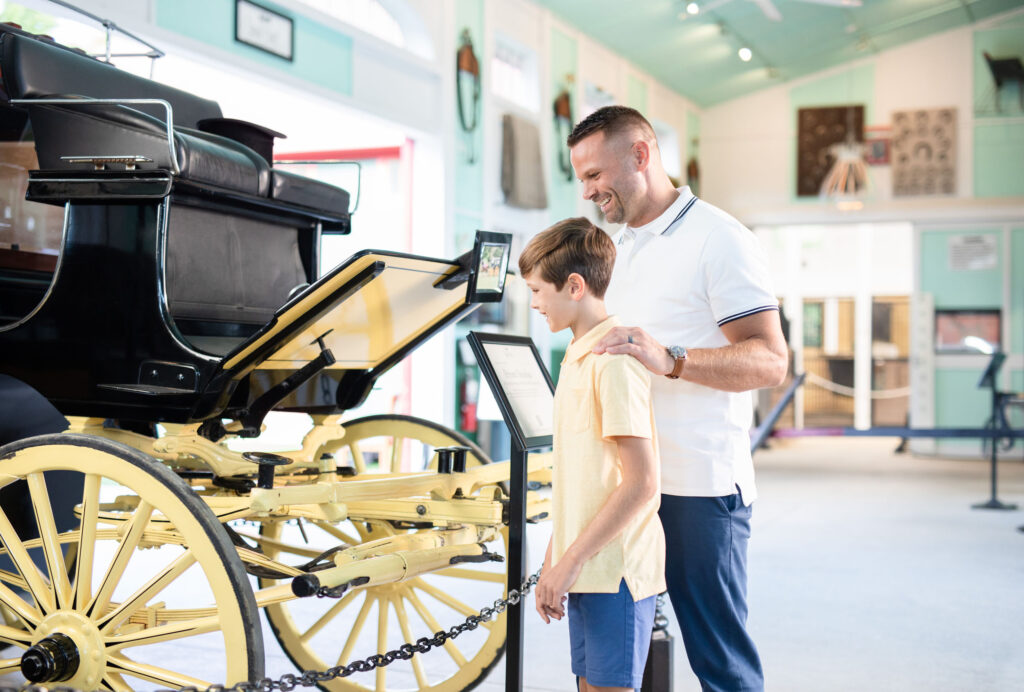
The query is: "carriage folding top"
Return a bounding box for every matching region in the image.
[0,23,509,432]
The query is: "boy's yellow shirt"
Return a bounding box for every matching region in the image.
[551,315,666,601]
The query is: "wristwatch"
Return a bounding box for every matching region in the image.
[666,345,687,379]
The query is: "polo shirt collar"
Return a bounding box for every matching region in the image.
[623,186,694,240]
[563,315,621,364]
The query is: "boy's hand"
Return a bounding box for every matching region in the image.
[534,557,582,623]
[592,326,674,377]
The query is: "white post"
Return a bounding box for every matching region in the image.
[854,224,873,430]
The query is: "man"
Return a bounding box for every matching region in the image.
[568,105,788,692]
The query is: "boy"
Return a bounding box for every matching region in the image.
[520,217,665,692]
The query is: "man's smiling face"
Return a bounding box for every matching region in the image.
[570,130,643,226]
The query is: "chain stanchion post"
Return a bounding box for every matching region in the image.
[506,441,529,692]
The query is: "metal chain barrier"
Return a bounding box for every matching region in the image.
[1,570,542,692]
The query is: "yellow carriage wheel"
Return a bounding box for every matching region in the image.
[260,414,508,692]
[0,434,263,690]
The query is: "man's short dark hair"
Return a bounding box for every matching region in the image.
[567,105,657,148]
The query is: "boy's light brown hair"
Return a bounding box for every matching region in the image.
[518,217,616,298]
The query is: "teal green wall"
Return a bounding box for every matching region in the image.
[154,0,352,96]
[922,226,1019,454]
[934,368,991,454]
[974,121,1024,198]
[627,75,648,115]
[788,63,875,201]
[919,230,1003,308]
[973,20,1024,116]
[1012,228,1024,354]
[548,27,578,223]
[973,22,1024,198]
[935,369,991,430]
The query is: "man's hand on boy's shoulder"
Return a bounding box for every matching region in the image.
[535,556,582,624]
[592,326,674,377]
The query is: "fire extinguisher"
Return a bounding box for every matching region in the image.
[460,376,478,433]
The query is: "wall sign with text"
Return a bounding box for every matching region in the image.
[235,0,294,61]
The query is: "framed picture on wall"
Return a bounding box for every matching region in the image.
[934,309,1001,353]
[235,0,294,61]
[864,126,891,165]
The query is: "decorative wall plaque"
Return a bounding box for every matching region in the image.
[796,105,864,197]
[891,108,956,196]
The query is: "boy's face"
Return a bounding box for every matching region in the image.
[524,272,577,333]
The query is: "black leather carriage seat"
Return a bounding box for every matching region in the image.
[0,26,349,349]
[0,28,348,212]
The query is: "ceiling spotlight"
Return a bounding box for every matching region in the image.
[686,2,700,14]
[738,47,752,62]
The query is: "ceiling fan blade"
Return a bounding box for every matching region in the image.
[748,0,782,21]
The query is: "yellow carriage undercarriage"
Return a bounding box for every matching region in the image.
[0,414,551,692]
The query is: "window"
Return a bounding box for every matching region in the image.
[935,310,1001,354]
[491,34,539,113]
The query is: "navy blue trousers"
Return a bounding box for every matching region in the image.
[659,492,763,692]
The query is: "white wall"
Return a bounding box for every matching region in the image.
[703,20,981,223]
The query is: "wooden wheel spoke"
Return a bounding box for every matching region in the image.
[99,550,196,633]
[0,580,43,627]
[375,597,388,691]
[89,500,154,617]
[74,473,102,610]
[406,590,467,666]
[0,624,34,648]
[100,671,131,692]
[0,567,26,588]
[349,442,367,474]
[26,472,70,608]
[313,521,360,547]
[301,589,358,643]
[105,614,220,649]
[433,566,506,583]
[394,595,428,688]
[337,594,374,666]
[107,653,212,689]
[0,500,54,613]
[417,580,489,622]
[386,437,403,474]
[0,657,23,675]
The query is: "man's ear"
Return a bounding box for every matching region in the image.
[566,272,587,301]
[632,140,651,172]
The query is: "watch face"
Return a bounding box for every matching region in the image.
[668,345,687,358]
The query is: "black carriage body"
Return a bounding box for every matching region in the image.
[0,26,494,426]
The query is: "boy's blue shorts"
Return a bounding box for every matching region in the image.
[568,580,656,689]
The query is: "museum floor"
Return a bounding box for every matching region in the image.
[458,436,1024,692]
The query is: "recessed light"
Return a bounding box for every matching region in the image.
[738,47,752,62]
[686,2,700,15]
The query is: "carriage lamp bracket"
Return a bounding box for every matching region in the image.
[449,545,504,565]
[237,341,336,437]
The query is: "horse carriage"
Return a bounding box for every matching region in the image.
[0,22,549,692]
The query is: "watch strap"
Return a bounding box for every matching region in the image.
[667,347,686,379]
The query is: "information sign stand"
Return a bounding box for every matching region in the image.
[467,332,555,692]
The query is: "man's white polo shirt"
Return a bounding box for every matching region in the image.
[604,187,779,505]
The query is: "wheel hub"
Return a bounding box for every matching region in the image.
[28,611,106,690]
[21,632,78,682]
